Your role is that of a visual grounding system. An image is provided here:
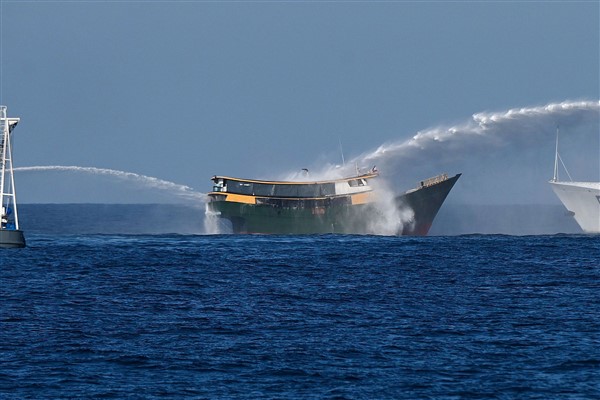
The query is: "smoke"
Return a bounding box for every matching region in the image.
[14,165,207,203]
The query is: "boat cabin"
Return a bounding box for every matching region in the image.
[211,172,378,199]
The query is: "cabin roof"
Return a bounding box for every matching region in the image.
[211,172,378,186]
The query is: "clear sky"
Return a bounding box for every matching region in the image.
[1,1,598,204]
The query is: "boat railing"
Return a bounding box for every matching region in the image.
[419,174,448,188]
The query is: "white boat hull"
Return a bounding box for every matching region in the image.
[549,181,600,233]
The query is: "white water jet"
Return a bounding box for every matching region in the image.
[14,165,207,203]
[355,100,599,171]
[290,100,598,181]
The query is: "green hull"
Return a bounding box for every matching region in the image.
[398,173,462,235]
[208,201,373,234]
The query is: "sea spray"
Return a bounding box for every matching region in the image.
[283,166,350,182]
[364,178,415,235]
[203,203,222,234]
[14,165,207,203]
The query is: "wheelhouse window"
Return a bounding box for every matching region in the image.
[348,179,368,187]
[213,178,226,192]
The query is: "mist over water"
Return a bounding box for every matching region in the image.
[14,165,207,203]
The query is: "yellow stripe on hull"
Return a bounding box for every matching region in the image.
[225,193,256,204]
[351,192,372,205]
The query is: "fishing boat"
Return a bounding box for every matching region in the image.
[207,169,460,235]
[549,130,600,233]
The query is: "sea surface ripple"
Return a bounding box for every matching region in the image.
[1,234,599,399]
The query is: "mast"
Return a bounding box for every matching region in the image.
[338,137,345,167]
[552,126,559,182]
[0,105,26,247]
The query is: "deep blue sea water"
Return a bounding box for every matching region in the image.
[1,230,599,399]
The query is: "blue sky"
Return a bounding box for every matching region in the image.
[1,1,598,204]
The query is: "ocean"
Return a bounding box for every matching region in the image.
[1,205,598,399]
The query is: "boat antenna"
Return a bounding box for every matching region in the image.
[553,125,574,182]
[338,137,345,167]
[553,125,559,182]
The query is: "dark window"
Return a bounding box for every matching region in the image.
[253,183,276,196]
[321,183,335,196]
[228,181,253,195]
